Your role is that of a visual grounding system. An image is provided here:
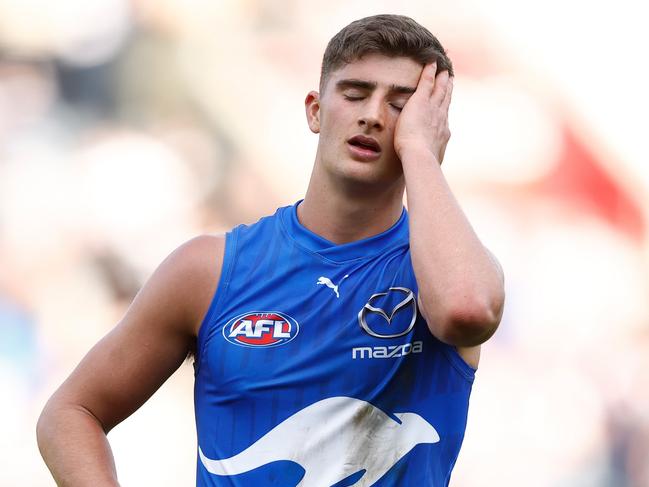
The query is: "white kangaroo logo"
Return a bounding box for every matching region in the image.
[316,274,349,298]
[199,396,440,486]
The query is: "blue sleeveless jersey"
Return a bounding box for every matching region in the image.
[194,202,475,486]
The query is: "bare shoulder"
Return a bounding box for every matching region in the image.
[161,234,226,336]
[163,233,225,276]
[41,234,227,433]
[120,234,225,336]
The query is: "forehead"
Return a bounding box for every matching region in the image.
[326,53,423,91]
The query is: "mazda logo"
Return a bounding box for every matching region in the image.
[358,287,417,339]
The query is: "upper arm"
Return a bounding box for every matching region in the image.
[47,234,225,432]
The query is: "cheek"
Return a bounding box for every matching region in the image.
[320,111,347,139]
[317,121,341,154]
[385,123,397,145]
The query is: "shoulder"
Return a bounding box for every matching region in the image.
[37,234,228,433]
[151,234,226,337]
[169,234,226,268]
[158,234,225,287]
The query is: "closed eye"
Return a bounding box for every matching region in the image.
[344,95,365,101]
[390,103,404,112]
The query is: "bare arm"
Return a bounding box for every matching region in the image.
[395,62,505,353]
[36,235,224,486]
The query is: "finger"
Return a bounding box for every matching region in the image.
[441,75,453,110]
[431,70,450,104]
[417,62,437,96]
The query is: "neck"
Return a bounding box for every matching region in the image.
[298,165,405,245]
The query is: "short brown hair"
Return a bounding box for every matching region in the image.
[320,14,453,91]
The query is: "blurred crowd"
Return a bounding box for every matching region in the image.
[1,1,648,485]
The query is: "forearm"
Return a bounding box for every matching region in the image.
[37,401,120,487]
[401,147,504,345]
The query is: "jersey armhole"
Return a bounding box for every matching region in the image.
[194,228,239,371]
[438,341,477,383]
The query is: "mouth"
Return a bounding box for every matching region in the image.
[347,135,382,161]
[347,135,381,153]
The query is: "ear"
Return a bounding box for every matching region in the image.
[305,90,320,134]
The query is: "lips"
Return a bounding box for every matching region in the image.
[347,135,381,153]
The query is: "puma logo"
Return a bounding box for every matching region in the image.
[316,274,349,298]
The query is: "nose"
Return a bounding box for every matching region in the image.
[358,98,385,130]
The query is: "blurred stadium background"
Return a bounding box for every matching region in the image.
[1,0,648,485]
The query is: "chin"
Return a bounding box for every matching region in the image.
[335,161,403,189]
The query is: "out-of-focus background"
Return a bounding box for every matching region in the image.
[1,0,648,485]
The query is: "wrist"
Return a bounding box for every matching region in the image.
[397,144,440,166]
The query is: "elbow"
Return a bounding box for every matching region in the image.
[36,397,76,456]
[36,401,56,458]
[433,291,505,347]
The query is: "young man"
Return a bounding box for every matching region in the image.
[38,14,504,486]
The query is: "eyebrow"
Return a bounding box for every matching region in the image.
[336,79,416,95]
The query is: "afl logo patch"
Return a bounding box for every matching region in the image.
[222,311,299,348]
